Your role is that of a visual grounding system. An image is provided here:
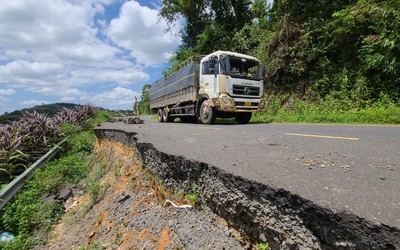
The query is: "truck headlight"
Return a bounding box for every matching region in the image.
[221,96,232,106]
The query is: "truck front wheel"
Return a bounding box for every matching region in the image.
[157,109,164,122]
[235,112,252,124]
[200,101,216,125]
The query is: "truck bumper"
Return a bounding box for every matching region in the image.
[214,93,260,112]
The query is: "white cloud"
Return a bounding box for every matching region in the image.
[65,88,84,96]
[21,99,49,106]
[70,67,150,86]
[0,60,149,93]
[107,1,181,66]
[0,0,94,50]
[0,0,174,112]
[59,88,84,102]
[0,60,65,81]
[0,88,16,95]
[80,87,139,107]
[54,43,119,63]
[96,70,149,85]
[0,88,16,108]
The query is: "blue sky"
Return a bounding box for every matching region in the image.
[0,0,182,114]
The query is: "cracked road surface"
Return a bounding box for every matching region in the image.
[97,118,400,229]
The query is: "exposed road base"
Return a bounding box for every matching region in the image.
[94,128,400,249]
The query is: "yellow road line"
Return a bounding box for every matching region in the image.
[284,133,360,141]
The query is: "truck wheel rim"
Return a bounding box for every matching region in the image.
[202,100,211,119]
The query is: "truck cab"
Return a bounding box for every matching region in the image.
[198,51,263,124]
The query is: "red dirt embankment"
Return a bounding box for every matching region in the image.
[42,139,242,249]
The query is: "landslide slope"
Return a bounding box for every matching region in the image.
[40,140,243,249]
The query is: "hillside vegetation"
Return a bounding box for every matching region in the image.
[0,103,80,124]
[0,105,99,184]
[0,110,112,249]
[154,0,400,124]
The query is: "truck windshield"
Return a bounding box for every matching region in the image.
[220,55,261,80]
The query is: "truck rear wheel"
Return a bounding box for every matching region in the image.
[235,112,252,124]
[200,101,216,125]
[162,108,173,122]
[157,109,163,122]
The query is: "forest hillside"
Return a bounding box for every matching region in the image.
[140,0,399,123]
[0,103,80,124]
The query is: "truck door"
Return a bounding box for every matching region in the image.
[200,57,219,99]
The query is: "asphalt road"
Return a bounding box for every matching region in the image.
[98,118,400,228]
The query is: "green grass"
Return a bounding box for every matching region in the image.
[0,153,92,249]
[256,242,269,250]
[185,192,201,204]
[252,94,400,125]
[149,114,158,120]
[183,185,201,206]
[85,161,110,210]
[0,110,111,250]
[78,241,104,250]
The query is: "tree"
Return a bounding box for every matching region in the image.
[159,0,210,49]
[310,0,400,100]
[159,0,260,61]
[138,84,151,115]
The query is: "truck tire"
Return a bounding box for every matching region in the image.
[158,109,164,122]
[200,101,216,125]
[235,112,252,124]
[162,108,173,123]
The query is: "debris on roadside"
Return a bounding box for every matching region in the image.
[164,199,193,209]
[109,116,144,124]
[339,165,352,172]
[304,158,335,168]
[0,231,15,243]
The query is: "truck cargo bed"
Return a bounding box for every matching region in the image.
[149,62,199,109]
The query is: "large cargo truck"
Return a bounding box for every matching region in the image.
[149,51,264,125]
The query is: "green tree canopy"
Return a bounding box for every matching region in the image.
[158,0,400,105]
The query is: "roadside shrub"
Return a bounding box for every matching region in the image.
[0,105,97,183]
[254,94,400,124]
[53,105,95,126]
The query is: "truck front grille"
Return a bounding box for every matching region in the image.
[232,85,260,96]
[235,102,259,109]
